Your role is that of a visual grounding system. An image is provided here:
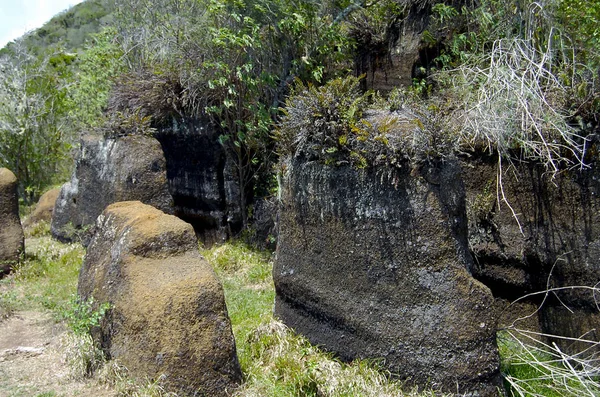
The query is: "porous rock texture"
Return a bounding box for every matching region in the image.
[155,118,243,245]
[274,158,502,396]
[51,134,173,244]
[0,168,24,276]
[464,155,600,352]
[23,187,60,228]
[78,201,241,396]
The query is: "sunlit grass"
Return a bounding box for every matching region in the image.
[0,228,84,322]
[499,329,600,397]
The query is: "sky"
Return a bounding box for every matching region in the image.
[0,0,85,48]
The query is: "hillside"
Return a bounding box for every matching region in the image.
[0,0,113,56]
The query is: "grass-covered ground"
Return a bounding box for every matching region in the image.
[1,221,598,396]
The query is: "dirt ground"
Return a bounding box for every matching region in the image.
[0,311,116,397]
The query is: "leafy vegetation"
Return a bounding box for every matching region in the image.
[276,76,458,169]
[416,0,599,172]
[0,44,77,202]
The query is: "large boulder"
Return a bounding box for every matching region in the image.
[464,155,600,352]
[0,168,24,276]
[274,158,502,396]
[23,187,60,228]
[78,201,241,396]
[51,134,173,244]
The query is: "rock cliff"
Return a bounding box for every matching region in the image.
[274,158,502,395]
[155,118,242,244]
[464,155,600,352]
[51,134,172,244]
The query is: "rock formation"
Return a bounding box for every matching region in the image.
[51,134,173,244]
[23,187,60,228]
[78,201,241,396]
[274,158,502,396]
[155,118,243,245]
[464,155,600,352]
[0,168,24,276]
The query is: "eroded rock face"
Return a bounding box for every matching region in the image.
[274,158,502,395]
[356,5,426,91]
[78,201,241,396]
[464,155,600,351]
[155,119,243,245]
[51,134,173,244]
[0,168,24,276]
[23,187,60,228]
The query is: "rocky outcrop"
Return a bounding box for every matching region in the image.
[464,155,600,351]
[78,201,241,396]
[249,197,277,250]
[0,168,24,276]
[23,187,60,228]
[51,134,172,244]
[354,5,426,91]
[274,158,502,396]
[155,118,243,245]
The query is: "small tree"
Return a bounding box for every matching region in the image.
[0,42,74,202]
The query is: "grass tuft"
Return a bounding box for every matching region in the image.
[24,220,51,238]
[9,235,84,314]
[98,362,178,397]
[62,331,106,379]
[499,329,600,397]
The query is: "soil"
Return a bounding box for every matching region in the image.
[0,311,116,397]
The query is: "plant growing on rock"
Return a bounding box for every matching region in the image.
[276,76,456,169]
[499,284,600,396]
[415,0,599,173]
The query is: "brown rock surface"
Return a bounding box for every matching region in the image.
[78,201,241,396]
[23,187,60,228]
[0,168,24,276]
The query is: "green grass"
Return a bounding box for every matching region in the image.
[498,331,600,397]
[10,236,84,314]
[0,233,84,318]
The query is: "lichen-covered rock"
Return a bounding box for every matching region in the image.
[23,187,60,228]
[464,155,600,352]
[155,119,243,245]
[78,201,241,396]
[274,158,502,396]
[51,134,173,244]
[0,168,24,276]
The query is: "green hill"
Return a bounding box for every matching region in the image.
[0,0,113,55]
